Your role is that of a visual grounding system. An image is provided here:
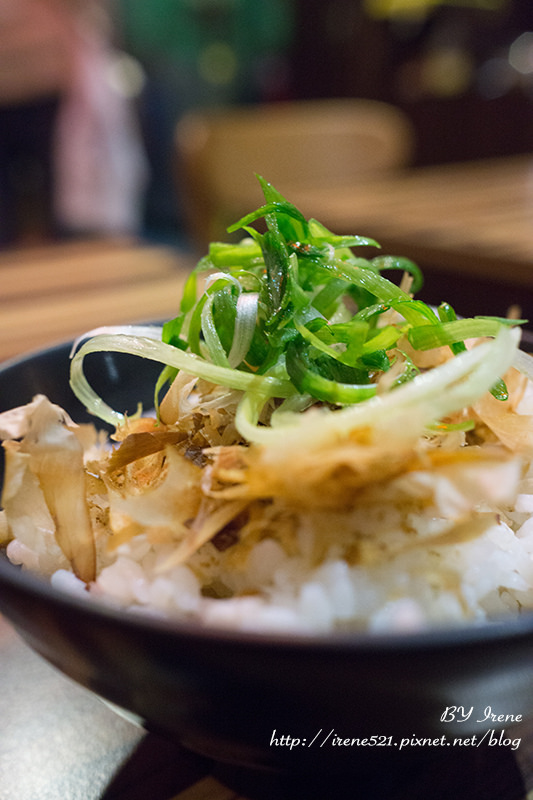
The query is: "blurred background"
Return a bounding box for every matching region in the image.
[1,0,532,249]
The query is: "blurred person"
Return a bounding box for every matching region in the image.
[0,0,147,246]
[116,0,294,243]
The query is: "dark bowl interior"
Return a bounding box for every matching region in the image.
[1,342,533,776]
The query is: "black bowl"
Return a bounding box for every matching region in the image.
[1,343,533,780]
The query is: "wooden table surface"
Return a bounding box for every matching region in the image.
[0,237,194,364]
[2,231,533,798]
[289,154,533,281]
[288,153,533,320]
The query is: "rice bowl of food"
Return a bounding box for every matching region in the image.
[1,179,533,779]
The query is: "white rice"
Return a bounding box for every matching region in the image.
[4,378,533,636]
[9,486,533,636]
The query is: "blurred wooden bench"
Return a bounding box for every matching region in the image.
[0,238,194,362]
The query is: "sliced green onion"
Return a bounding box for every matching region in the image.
[293,320,357,366]
[269,393,314,427]
[489,378,509,401]
[371,255,424,294]
[69,177,527,437]
[361,325,403,353]
[70,325,162,358]
[408,318,510,351]
[70,332,295,426]
[307,217,380,249]
[200,294,231,367]
[285,338,377,405]
[228,292,259,367]
[236,327,520,445]
[428,419,476,433]
[208,240,263,266]
[227,200,308,235]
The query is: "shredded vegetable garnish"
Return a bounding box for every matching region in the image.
[69,176,527,439]
[4,176,533,634]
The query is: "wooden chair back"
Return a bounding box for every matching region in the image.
[175,98,415,249]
